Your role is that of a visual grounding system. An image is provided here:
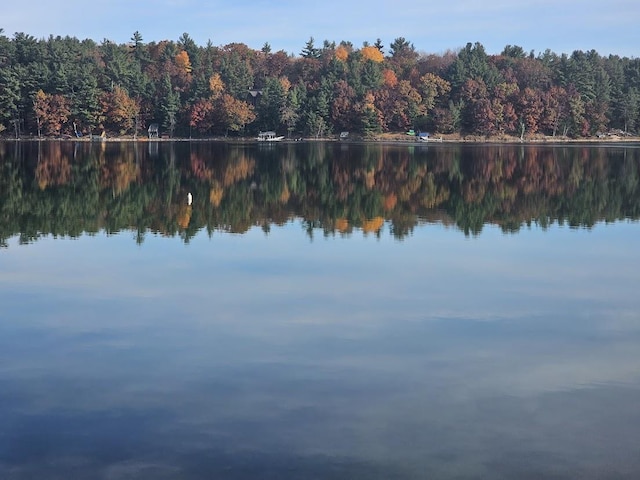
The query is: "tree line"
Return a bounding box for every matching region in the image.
[0,29,639,139]
[1,141,638,246]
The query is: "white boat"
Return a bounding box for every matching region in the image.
[257,131,285,142]
[418,133,443,142]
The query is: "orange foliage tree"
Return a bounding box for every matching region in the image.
[335,45,349,62]
[189,98,215,134]
[218,93,256,134]
[175,50,193,74]
[33,89,71,137]
[100,86,140,135]
[361,46,384,63]
[382,69,399,88]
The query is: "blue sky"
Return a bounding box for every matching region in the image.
[3,0,639,57]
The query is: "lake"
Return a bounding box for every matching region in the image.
[1,140,639,479]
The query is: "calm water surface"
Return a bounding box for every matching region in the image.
[1,141,639,479]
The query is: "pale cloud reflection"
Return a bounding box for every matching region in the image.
[1,222,640,477]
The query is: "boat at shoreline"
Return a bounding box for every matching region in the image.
[257,131,285,142]
[419,133,443,142]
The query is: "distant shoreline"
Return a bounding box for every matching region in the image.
[2,133,640,145]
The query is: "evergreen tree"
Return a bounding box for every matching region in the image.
[220,49,254,99]
[301,37,320,59]
[160,73,180,136]
[256,77,286,131]
[0,67,20,131]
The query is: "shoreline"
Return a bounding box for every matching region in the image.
[2,133,639,145]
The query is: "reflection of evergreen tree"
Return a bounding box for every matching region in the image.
[1,141,639,244]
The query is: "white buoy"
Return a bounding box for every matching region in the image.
[187,192,193,206]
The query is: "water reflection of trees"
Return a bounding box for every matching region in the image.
[1,141,639,246]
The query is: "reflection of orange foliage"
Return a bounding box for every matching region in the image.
[177,205,192,229]
[191,154,214,181]
[364,170,375,189]
[280,183,290,204]
[362,216,384,233]
[335,218,349,232]
[383,193,397,211]
[463,180,486,203]
[113,161,139,194]
[398,176,422,202]
[223,157,255,186]
[210,185,224,207]
[36,153,71,190]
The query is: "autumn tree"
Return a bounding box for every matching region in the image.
[518,88,543,134]
[208,72,225,99]
[419,73,451,111]
[33,89,48,137]
[189,97,215,134]
[331,79,358,131]
[218,93,255,135]
[100,85,140,135]
[540,85,568,136]
[33,89,71,136]
[175,50,193,75]
[361,46,384,63]
[335,45,349,62]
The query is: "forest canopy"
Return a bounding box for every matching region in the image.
[0,29,639,139]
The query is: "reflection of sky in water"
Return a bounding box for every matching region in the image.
[1,222,640,479]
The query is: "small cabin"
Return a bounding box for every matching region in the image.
[148,123,159,139]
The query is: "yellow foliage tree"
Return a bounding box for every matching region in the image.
[209,73,225,99]
[279,76,291,94]
[175,50,192,74]
[361,46,384,63]
[219,94,256,134]
[420,73,451,111]
[335,45,349,62]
